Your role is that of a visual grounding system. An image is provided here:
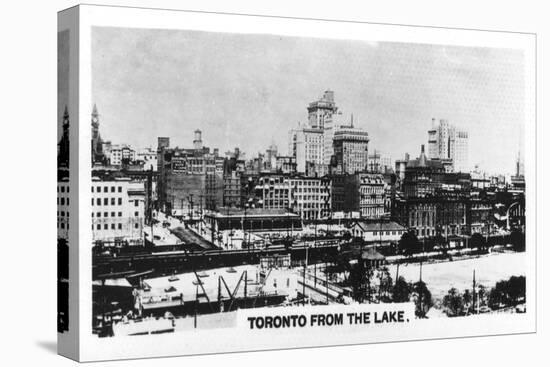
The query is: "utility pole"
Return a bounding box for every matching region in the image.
[419,260,423,317]
[472,269,477,314]
[325,260,329,305]
[303,244,308,305]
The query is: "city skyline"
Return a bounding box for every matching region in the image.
[92,27,526,175]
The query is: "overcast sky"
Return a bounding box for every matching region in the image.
[58,30,69,139]
[91,26,526,175]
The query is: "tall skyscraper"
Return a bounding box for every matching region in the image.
[307,90,340,169]
[427,118,469,172]
[332,117,369,174]
[288,123,324,176]
[288,90,343,176]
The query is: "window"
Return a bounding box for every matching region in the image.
[66,198,69,205]
[111,198,115,205]
[134,211,139,217]
[104,224,108,230]
[103,198,108,205]
[111,223,115,229]
[118,198,122,205]
[134,223,139,229]
[104,212,108,217]
[96,224,101,230]
[111,186,115,192]
[60,198,65,205]
[91,186,94,193]
[97,198,101,206]
[134,200,139,207]
[118,212,122,217]
[61,186,65,193]
[97,186,101,193]
[91,198,94,206]
[111,212,115,217]
[118,186,122,193]
[118,223,122,230]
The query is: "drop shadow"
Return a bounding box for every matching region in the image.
[36,340,57,354]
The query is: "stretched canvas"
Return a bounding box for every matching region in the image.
[58,4,536,362]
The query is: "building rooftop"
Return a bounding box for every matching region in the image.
[352,221,406,232]
[206,208,300,219]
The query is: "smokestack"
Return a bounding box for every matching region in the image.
[421,144,425,154]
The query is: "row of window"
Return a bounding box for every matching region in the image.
[57,186,70,193]
[370,230,403,236]
[93,211,122,217]
[92,211,141,217]
[92,197,123,206]
[58,197,70,206]
[93,223,140,230]
[92,185,123,193]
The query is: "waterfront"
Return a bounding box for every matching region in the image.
[388,251,526,300]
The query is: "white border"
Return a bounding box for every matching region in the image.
[77,4,536,362]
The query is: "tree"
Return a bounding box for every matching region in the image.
[392,276,411,303]
[462,289,473,314]
[399,231,420,257]
[477,285,488,308]
[434,233,448,255]
[488,275,526,309]
[377,267,393,302]
[442,287,465,317]
[348,260,367,303]
[342,231,352,242]
[510,229,525,252]
[470,233,487,254]
[412,281,433,318]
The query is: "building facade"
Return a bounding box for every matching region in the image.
[91,177,145,245]
[427,118,469,173]
[393,145,471,239]
[57,177,71,240]
[288,176,331,220]
[157,134,225,215]
[333,122,369,174]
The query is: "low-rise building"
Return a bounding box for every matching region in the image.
[91,177,145,246]
[288,176,331,220]
[350,221,406,243]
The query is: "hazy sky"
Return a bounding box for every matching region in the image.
[58,30,69,138]
[92,26,525,175]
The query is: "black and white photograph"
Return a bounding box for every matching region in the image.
[57,28,70,334]
[89,16,530,341]
[3,0,549,365]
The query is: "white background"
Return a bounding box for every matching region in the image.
[0,0,548,366]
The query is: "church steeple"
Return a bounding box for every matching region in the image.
[58,105,70,169]
[63,105,69,123]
